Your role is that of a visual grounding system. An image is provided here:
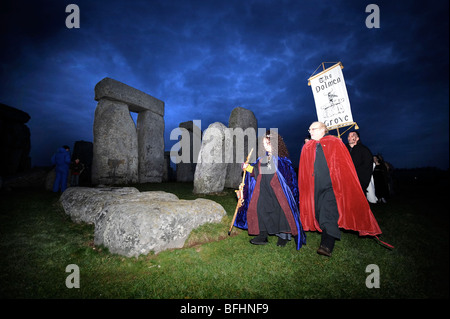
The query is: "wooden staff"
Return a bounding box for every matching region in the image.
[228,148,253,236]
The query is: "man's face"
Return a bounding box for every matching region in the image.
[348,132,359,145]
[309,123,325,141]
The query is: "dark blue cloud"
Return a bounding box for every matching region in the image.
[1,0,448,170]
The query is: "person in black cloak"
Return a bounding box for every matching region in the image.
[346,130,373,193]
[234,130,306,250]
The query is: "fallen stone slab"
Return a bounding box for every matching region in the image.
[60,187,226,257]
[60,187,142,224]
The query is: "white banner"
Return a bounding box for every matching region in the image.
[308,63,353,130]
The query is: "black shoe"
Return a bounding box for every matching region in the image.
[250,232,268,245]
[277,237,288,247]
[317,245,332,257]
[320,229,336,253]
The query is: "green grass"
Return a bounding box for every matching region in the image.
[0,179,448,300]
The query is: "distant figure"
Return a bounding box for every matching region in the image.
[366,161,378,204]
[373,155,390,203]
[70,158,85,187]
[298,122,381,257]
[346,131,373,193]
[51,145,71,192]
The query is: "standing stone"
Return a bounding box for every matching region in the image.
[193,122,231,194]
[0,103,31,178]
[163,151,170,182]
[176,121,202,182]
[92,77,164,185]
[225,107,258,188]
[138,110,164,182]
[92,99,138,185]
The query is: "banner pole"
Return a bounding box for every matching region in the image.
[332,122,359,139]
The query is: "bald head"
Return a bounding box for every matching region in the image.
[308,121,328,141]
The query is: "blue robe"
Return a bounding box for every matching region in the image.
[51,147,71,192]
[234,156,306,250]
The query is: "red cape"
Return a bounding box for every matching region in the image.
[298,135,381,236]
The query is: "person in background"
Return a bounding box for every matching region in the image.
[70,158,84,187]
[373,155,390,203]
[298,122,382,257]
[51,145,71,192]
[346,131,373,194]
[366,159,378,204]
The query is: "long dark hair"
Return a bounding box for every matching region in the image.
[265,129,290,158]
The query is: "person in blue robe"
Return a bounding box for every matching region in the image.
[51,145,71,192]
[234,130,306,250]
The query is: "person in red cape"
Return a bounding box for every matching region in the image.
[298,121,381,257]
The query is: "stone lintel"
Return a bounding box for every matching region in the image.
[94,77,164,116]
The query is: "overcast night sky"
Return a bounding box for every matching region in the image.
[1,0,448,171]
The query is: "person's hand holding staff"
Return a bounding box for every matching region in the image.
[228,148,253,236]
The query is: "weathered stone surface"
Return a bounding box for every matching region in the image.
[95,77,164,116]
[193,122,231,194]
[95,197,225,256]
[225,107,258,188]
[92,78,165,184]
[92,99,139,185]
[60,186,141,224]
[137,110,164,183]
[60,187,226,257]
[176,121,202,182]
[163,151,174,182]
[0,103,31,178]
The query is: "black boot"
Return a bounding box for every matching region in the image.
[250,231,268,245]
[277,236,288,247]
[317,230,335,257]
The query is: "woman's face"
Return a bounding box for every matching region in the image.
[263,137,272,153]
